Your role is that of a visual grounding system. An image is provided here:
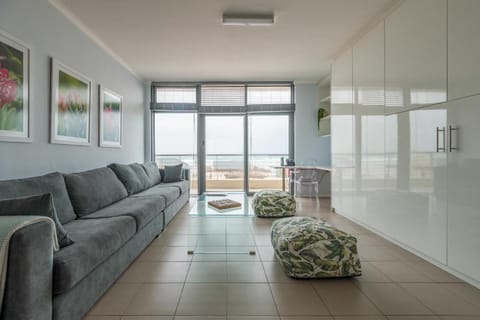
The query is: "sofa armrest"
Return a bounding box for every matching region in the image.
[182,168,190,181]
[1,219,54,320]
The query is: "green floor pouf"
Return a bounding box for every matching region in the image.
[252,190,296,217]
[271,216,362,278]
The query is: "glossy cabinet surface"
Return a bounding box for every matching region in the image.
[448,0,480,100]
[330,0,480,285]
[385,0,447,115]
[331,49,354,217]
[447,94,480,280]
[384,105,447,263]
[352,22,385,231]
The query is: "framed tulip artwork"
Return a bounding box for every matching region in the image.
[99,86,122,148]
[0,30,30,143]
[50,59,91,145]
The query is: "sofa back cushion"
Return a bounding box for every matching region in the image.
[141,162,162,187]
[64,167,128,216]
[0,172,77,224]
[129,163,150,190]
[108,163,149,194]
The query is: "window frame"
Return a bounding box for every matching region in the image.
[150,81,295,195]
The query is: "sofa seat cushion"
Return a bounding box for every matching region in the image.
[0,172,77,224]
[80,196,166,231]
[132,184,181,206]
[153,181,189,195]
[53,216,136,294]
[170,180,189,195]
[64,167,128,217]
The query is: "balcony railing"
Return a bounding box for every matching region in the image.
[155,153,287,192]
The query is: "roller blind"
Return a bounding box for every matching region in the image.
[246,85,295,113]
[156,87,196,103]
[200,85,246,113]
[247,86,291,104]
[151,86,197,111]
[151,83,294,113]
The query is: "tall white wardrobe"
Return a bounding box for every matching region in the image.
[331,0,480,287]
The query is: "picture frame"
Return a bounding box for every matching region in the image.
[50,58,91,146]
[0,30,31,143]
[99,85,122,148]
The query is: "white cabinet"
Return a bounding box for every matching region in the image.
[384,105,448,263]
[385,0,447,115]
[448,0,480,100]
[331,49,354,217]
[330,0,480,285]
[352,22,385,231]
[446,94,480,281]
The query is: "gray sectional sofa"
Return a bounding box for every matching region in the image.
[0,162,190,320]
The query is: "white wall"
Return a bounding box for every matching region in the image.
[294,83,331,195]
[0,0,145,179]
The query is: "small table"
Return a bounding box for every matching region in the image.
[271,165,332,195]
[189,192,253,216]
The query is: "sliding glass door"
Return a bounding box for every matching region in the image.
[154,113,198,194]
[153,113,291,195]
[205,115,244,192]
[248,115,289,192]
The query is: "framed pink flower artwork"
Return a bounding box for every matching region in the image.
[99,86,122,148]
[50,58,91,145]
[0,30,30,143]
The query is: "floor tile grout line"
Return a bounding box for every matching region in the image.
[307,281,335,317]
[171,218,195,318]
[396,282,480,313]
[352,280,438,317]
[261,253,282,318]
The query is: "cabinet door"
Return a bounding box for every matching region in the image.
[384,105,447,263]
[331,49,354,217]
[352,22,385,230]
[447,94,480,281]
[448,0,480,100]
[385,0,447,115]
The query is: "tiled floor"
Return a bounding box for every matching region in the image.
[84,197,480,320]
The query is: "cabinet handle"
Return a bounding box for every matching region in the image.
[436,127,446,152]
[449,125,458,152]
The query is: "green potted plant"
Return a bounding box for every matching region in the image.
[317,107,329,131]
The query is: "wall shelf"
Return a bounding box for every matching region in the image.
[319,95,331,103]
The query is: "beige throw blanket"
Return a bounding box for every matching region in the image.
[0,216,58,313]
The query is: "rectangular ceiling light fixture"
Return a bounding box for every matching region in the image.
[222,13,274,26]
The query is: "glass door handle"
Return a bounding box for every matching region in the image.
[436,127,446,152]
[449,125,458,152]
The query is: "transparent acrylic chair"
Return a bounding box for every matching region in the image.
[291,169,320,198]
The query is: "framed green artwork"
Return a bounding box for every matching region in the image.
[50,59,91,145]
[99,86,122,148]
[0,30,30,142]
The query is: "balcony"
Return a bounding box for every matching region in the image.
[155,154,286,193]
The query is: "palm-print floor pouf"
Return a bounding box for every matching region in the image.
[271,216,362,278]
[252,190,296,217]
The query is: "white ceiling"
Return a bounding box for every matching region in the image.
[53,0,397,82]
